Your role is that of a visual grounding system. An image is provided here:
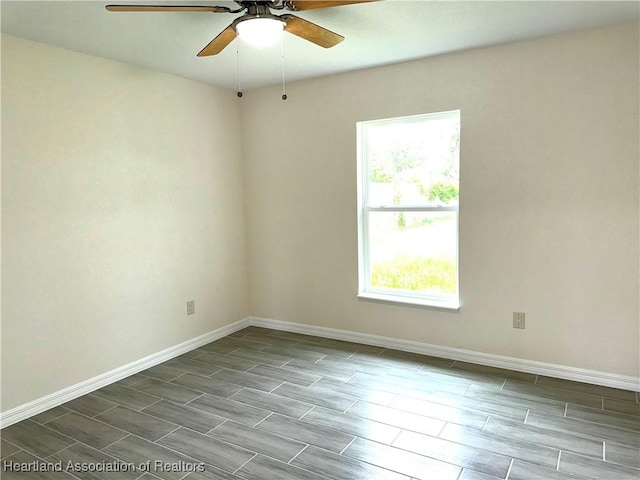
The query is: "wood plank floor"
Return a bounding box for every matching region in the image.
[2,327,639,480]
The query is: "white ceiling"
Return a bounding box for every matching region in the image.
[2,1,638,91]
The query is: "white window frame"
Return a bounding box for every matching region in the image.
[356,110,461,310]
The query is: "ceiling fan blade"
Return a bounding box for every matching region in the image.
[288,0,376,11]
[283,15,344,48]
[105,5,229,13]
[197,25,237,56]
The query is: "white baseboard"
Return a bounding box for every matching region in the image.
[0,318,250,429]
[248,316,640,392]
[3,315,638,429]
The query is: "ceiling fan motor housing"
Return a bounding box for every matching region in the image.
[233,3,287,30]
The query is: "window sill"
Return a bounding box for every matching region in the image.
[357,291,460,312]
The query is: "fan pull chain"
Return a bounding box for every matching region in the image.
[281,33,287,101]
[236,36,243,98]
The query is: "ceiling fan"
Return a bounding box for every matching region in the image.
[105,1,376,56]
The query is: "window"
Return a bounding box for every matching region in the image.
[357,110,460,309]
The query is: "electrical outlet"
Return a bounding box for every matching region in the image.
[513,311,525,329]
[187,300,195,315]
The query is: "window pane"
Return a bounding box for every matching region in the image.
[368,211,458,296]
[366,115,459,207]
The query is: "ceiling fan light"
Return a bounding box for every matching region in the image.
[236,17,285,48]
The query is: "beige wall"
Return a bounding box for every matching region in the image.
[2,21,638,414]
[243,22,640,377]
[1,35,249,411]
